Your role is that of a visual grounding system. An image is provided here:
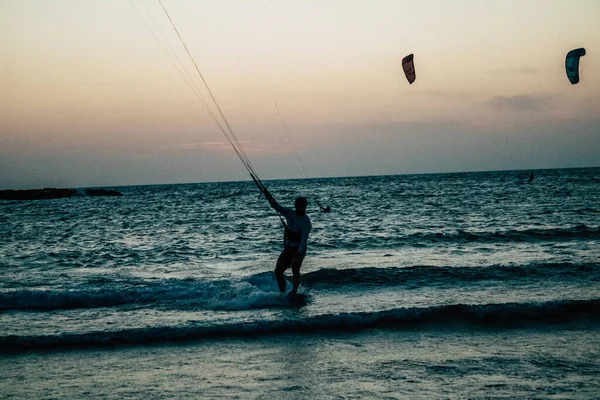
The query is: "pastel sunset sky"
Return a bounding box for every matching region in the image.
[1,0,598,189]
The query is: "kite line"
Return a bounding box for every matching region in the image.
[129,0,295,222]
[131,0,267,193]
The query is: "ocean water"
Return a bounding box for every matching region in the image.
[1,167,599,398]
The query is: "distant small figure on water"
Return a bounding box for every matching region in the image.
[528,172,535,183]
[317,201,331,213]
[264,189,312,297]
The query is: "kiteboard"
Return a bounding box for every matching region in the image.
[281,292,309,308]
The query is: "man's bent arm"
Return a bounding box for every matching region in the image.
[265,189,293,218]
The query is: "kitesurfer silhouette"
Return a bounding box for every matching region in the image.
[264,189,312,297]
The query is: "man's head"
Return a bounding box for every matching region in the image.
[294,196,308,216]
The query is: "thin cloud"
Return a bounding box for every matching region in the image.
[488,94,556,112]
[158,141,286,154]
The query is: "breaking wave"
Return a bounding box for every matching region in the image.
[2,298,598,352]
[2,262,598,312]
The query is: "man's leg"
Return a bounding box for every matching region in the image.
[274,248,292,293]
[289,252,305,295]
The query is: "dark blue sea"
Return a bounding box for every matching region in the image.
[1,168,599,399]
